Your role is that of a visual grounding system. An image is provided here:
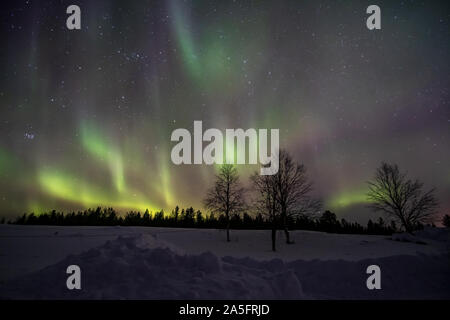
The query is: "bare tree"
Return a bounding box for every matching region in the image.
[273,150,320,243]
[252,150,321,250]
[366,162,439,233]
[251,171,279,251]
[203,164,246,242]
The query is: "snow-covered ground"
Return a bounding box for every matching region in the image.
[0,225,449,299]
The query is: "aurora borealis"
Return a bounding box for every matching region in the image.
[0,0,449,222]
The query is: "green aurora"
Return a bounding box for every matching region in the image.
[0,0,449,223]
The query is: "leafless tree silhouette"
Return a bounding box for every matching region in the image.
[204,164,246,242]
[251,171,279,251]
[252,150,321,250]
[366,162,438,233]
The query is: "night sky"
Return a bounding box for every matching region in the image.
[0,0,449,222]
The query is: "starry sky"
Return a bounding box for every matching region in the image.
[0,0,449,222]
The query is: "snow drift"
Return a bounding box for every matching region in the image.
[0,235,305,299]
[0,227,449,299]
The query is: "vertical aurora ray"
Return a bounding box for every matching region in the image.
[0,147,14,176]
[80,121,125,193]
[157,150,174,208]
[170,0,201,79]
[169,0,252,89]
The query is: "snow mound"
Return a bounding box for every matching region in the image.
[287,254,450,299]
[0,235,304,299]
[391,233,426,244]
[1,231,449,299]
[414,227,450,243]
[391,227,450,245]
[130,233,186,255]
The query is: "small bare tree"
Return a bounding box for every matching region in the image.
[252,150,321,250]
[366,162,438,233]
[204,164,246,242]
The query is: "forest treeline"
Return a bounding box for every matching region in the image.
[9,206,399,235]
[3,150,444,250]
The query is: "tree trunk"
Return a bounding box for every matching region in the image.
[226,212,230,242]
[226,181,230,242]
[271,228,276,251]
[400,215,413,234]
[282,211,293,244]
[283,226,291,244]
[405,222,413,234]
